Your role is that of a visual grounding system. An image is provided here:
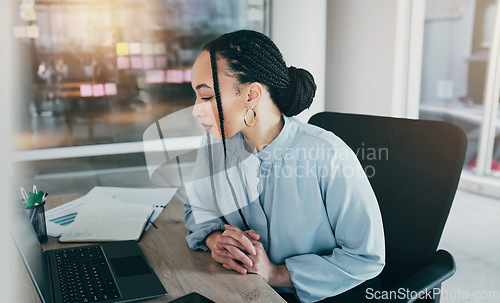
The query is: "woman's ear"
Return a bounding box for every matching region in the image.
[247,82,263,106]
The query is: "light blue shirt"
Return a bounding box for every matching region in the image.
[183,115,385,303]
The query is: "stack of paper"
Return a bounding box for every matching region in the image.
[60,195,153,242]
[46,187,177,238]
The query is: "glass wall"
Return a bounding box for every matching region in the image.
[11,0,269,194]
[13,0,268,151]
[419,0,500,179]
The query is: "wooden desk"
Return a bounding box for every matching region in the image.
[15,193,286,303]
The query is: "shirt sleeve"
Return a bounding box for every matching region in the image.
[184,203,225,251]
[285,147,385,303]
[183,137,226,251]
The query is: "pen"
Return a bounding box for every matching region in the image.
[35,191,45,206]
[20,187,29,202]
[26,193,37,209]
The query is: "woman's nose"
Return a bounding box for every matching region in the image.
[192,99,203,118]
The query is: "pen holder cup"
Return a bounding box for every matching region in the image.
[33,204,48,243]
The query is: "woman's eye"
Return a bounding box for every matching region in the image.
[202,97,213,101]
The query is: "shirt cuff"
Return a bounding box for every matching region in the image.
[186,222,225,251]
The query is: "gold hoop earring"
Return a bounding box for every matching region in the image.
[243,107,256,127]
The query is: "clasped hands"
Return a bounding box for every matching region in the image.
[205,224,291,287]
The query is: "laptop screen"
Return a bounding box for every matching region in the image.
[10,190,50,303]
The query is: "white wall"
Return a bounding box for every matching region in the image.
[325,0,399,116]
[270,0,327,122]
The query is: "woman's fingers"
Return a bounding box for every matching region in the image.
[246,230,260,240]
[221,229,257,255]
[217,245,253,267]
[226,225,261,239]
[216,236,246,251]
[211,253,226,265]
[211,226,264,276]
[212,249,246,273]
[215,247,253,268]
[225,224,261,241]
[223,263,246,275]
[224,224,243,232]
[224,224,261,241]
[223,257,247,274]
[251,239,264,250]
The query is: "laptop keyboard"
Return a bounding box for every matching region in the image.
[55,246,121,303]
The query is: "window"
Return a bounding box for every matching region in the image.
[12,0,269,193]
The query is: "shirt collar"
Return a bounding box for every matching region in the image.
[255,114,295,164]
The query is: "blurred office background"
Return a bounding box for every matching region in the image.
[5,0,500,302]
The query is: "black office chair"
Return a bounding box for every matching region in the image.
[309,112,467,303]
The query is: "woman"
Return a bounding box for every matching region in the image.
[184,30,385,303]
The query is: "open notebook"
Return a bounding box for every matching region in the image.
[59,195,154,242]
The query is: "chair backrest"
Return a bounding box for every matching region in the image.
[308,112,467,289]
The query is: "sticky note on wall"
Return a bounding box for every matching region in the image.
[154,43,166,55]
[129,42,142,55]
[184,69,192,82]
[117,56,130,69]
[142,43,154,55]
[155,56,167,69]
[143,57,154,69]
[165,69,184,83]
[105,83,117,95]
[130,56,143,69]
[146,70,165,83]
[116,42,129,55]
[20,8,36,21]
[26,25,39,38]
[80,84,92,97]
[92,84,105,97]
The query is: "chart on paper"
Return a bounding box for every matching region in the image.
[49,212,78,226]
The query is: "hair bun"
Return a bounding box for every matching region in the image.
[278,66,316,116]
[287,66,299,91]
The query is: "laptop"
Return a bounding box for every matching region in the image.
[10,190,167,303]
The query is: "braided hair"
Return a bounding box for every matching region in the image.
[203,30,316,229]
[204,30,316,119]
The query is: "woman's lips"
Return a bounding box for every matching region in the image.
[201,123,213,132]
